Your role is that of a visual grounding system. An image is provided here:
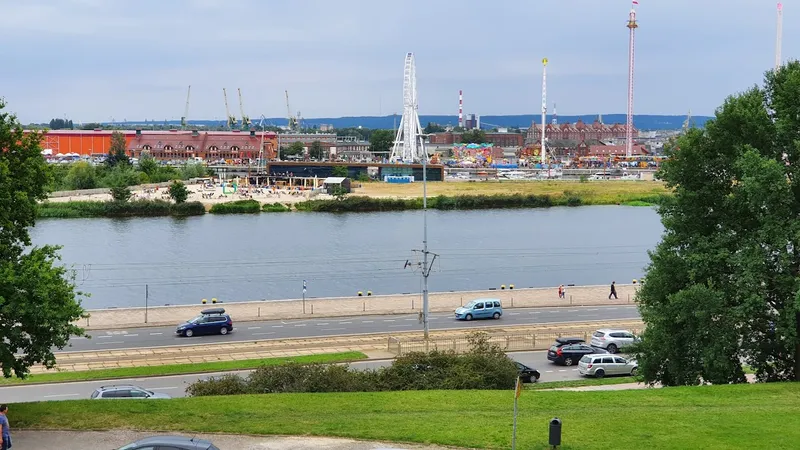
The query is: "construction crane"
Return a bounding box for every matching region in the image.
[180,85,191,130]
[223,88,237,130]
[238,88,251,129]
[285,90,298,131]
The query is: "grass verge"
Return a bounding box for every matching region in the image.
[527,376,638,390]
[208,199,262,214]
[0,352,367,386]
[12,383,800,449]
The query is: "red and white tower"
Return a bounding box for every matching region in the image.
[776,3,784,70]
[458,90,463,128]
[626,2,639,157]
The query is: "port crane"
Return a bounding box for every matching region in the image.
[180,85,191,130]
[285,90,298,131]
[223,88,237,130]
[238,88,251,130]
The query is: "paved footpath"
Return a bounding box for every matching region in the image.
[14,430,457,450]
[81,284,639,330]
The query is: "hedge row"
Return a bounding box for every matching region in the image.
[186,333,518,396]
[37,200,206,218]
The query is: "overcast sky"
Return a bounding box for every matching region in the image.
[0,0,792,123]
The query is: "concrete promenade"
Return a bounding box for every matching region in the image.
[81,284,639,330]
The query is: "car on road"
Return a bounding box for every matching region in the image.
[118,435,220,450]
[454,298,503,321]
[516,362,541,383]
[176,307,233,337]
[578,354,638,378]
[547,338,607,366]
[91,385,171,400]
[590,328,638,354]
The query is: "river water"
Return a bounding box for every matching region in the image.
[30,206,664,309]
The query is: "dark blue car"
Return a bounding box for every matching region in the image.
[176,308,233,337]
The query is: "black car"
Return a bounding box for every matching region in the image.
[516,362,541,383]
[118,435,219,450]
[176,308,233,337]
[547,338,607,366]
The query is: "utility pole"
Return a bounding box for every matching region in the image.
[145,284,149,324]
[410,135,438,339]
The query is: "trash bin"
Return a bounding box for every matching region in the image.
[549,417,562,447]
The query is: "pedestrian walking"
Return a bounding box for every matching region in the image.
[561,284,567,299]
[609,281,618,300]
[0,404,12,449]
[557,285,564,299]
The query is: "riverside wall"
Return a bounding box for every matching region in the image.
[81,284,640,330]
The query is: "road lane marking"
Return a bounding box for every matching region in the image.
[247,327,261,330]
[149,332,163,336]
[587,309,598,311]
[98,335,113,339]
[321,328,346,331]
[72,337,87,340]
[384,320,396,322]
[509,313,520,316]
[96,341,125,345]
[43,393,80,398]
[361,320,374,323]
[404,318,417,321]
[126,334,139,337]
[294,324,306,327]
[253,332,275,336]
[339,321,352,324]
[567,310,578,312]
[317,323,330,326]
[388,324,412,328]
[272,325,284,328]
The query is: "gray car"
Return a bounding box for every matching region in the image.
[590,328,638,354]
[118,435,219,450]
[91,384,172,400]
[577,354,638,378]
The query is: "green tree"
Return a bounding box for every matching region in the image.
[331,185,349,200]
[634,61,800,385]
[460,129,486,144]
[369,129,394,155]
[424,122,446,134]
[282,141,305,158]
[0,100,85,378]
[106,131,130,168]
[64,161,98,190]
[110,185,132,202]
[331,166,348,178]
[308,141,325,160]
[168,180,189,204]
[137,153,159,177]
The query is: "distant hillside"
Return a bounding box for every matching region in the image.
[111,114,710,131]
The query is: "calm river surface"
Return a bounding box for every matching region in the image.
[30,206,664,309]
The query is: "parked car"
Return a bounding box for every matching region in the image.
[91,385,171,400]
[578,354,638,378]
[118,435,220,450]
[454,298,503,321]
[590,329,638,354]
[176,308,233,337]
[516,362,541,383]
[547,339,607,366]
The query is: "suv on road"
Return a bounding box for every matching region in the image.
[590,329,638,354]
[578,354,638,378]
[176,307,233,337]
[91,385,171,399]
[455,298,503,321]
[547,337,607,366]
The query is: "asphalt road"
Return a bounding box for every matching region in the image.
[0,351,598,403]
[64,305,641,352]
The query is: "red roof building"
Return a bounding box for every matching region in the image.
[585,144,648,157]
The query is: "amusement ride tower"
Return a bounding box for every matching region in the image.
[625,2,639,157]
[390,53,426,163]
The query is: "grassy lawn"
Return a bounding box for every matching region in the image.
[12,383,800,449]
[527,376,638,390]
[355,180,669,204]
[0,352,367,386]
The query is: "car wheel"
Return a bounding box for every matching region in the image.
[220,327,229,335]
[492,312,501,319]
[595,369,605,379]
[531,374,539,383]
[563,357,574,366]
[465,314,473,321]
[630,367,638,376]
[607,344,618,354]
[184,329,194,337]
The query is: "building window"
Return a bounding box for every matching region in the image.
[209,146,219,152]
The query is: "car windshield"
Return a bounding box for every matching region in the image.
[580,355,592,363]
[464,300,479,308]
[188,315,203,324]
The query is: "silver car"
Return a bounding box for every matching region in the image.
[578,354,638,378]
[590,329,637,354]
[91,384,171,399]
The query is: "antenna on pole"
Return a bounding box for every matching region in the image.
[626,2,639,157]
[776,2,784,70]
[181,85,191,130]
[541,58,548,165]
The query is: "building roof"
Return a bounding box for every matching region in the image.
[323,177,348,184]
[588,144,648,155]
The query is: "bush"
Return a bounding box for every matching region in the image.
[110,185,132,202]
[187,332,518,396]
[168,180,190,204]
[171,201,206,216]
[209,199,261,214]
[36,200,206,219]
[262,203,290,212]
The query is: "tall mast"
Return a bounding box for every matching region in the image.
[626,4,639,157]
[541,58,548,165]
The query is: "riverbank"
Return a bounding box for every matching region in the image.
[80,284,639,330]
[39,181,667,218]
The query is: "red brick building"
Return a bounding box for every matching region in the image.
[526,119,634,144]
[128,130,278,161]
[585,144,648,157]
[427,132,524,147]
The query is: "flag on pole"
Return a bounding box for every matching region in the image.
[514,376,522,399]
[632,0,639,4]
[303,280,307,294]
